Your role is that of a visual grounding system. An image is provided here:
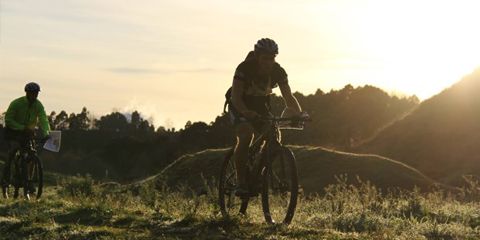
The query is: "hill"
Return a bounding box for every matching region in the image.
[140,146,435,194]
[271,85,419,149]
[359,68,480,184]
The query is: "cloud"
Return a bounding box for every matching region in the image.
[177,68,217,73]
[106,68,160,74]
[121,97,163,128]
[106,67,218,75]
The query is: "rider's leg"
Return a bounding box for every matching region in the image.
[1,141,20,187]
[233,123,254,193]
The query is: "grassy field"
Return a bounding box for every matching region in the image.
[1,174,480,239]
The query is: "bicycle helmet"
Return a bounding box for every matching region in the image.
[254,38,279,55]
[24,82,41,92]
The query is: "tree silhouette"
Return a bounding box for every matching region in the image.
[50,110,69,130]
[127,111,155,134]
[131,111,141,128]
[95,112,129,132]
[68,107,91,130]
[34,85,419,181]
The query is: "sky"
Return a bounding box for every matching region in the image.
[1,0,480,129]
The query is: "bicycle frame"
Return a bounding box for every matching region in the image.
[17,138,38,158]
[4,137,44,199]
[245,118,293,195]
[219,114,308,223]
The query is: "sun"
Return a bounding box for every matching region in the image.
[327,0,480,99]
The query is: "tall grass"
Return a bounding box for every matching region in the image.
[2,174,480,239]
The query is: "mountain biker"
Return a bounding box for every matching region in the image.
[1,82,50,197]
[229,38,302,196]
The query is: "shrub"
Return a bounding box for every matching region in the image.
[58,174,96,197]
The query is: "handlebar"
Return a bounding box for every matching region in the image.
[256,111,311,122]
[257,116,312,122]
[23,136,50,148]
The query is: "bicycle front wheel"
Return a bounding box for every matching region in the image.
[218,149,249,217]
[261,146,299,225]
[23,155,43,200]
[33,155,44,199]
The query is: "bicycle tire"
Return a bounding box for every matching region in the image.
[13,152,22,199]
[21,155,29,200]
[33,155,44,199]
[218,149,249,217]
[7,152,22,199]
[22,154,44,200]
[261,146,299,224]
[1,152,19,199]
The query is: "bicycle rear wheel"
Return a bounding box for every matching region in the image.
[1,152,21,199]
[218,149,249,217]
[261,146,299,225]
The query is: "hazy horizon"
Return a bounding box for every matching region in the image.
[2,0,480,129]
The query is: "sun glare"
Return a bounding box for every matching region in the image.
[321,0,480,99]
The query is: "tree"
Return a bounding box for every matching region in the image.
[156,126,168,135]
[184,121,192,129]
[95,112,129,132]
[68,107,91,130]
[131,111,141,129]
[126,110,154,134]
[208,114,234,147]
[139,120,154,133]
[52,110,69,130]
[179,121,210,151]
[48,111,56,129]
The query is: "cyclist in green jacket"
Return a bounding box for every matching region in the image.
[1,82,50,195]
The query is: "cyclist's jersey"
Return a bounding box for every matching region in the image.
[5,96,50,137]
[231,52,288,116]
[233,54,288,97]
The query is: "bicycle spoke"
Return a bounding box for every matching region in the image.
[262,147,298,225]
[225,172,236,184]
[219,150,250,217]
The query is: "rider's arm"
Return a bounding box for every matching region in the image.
[278,82,302,114]
[231,79,250,115]
[36,102,51,137]
[5,99,26,131]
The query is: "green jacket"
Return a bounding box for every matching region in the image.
[5,96,50,137]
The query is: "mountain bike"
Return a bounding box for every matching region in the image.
[218,113,309,224]
[2,136,45,200]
